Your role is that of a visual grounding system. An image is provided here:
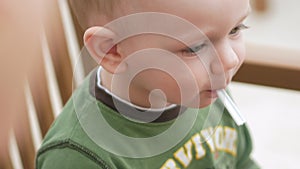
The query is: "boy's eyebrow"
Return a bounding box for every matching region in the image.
[237,7,252,24]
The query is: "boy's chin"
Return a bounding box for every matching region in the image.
[184,97,218,109]
[200,98,218,108]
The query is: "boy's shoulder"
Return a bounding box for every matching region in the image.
[36,69,113,168]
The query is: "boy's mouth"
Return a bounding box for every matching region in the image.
[203,90,218,98]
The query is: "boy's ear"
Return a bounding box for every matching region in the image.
[84,26,127,74]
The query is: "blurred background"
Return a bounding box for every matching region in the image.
[231,0,300,168]
[0,0,299,169]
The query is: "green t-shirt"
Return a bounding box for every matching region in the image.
[36,70,260,169]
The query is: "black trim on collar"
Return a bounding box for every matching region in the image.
[89,68,187,123]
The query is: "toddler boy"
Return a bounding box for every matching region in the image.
[36,0,260,168]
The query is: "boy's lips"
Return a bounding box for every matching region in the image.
[203,90,218,98]
[202,84,228,98]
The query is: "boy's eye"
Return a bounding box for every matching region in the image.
[229,24,249,36]
[181,43,206,56]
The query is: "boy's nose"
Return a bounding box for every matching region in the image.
[210,42,239,75]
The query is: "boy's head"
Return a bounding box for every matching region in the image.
[70,0,251,108]
[69,0,120,29]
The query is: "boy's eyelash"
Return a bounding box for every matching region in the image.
[181,43,206,56]
[180,24,249,57]
[229,24,250,35]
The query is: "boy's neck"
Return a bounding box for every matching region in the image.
[100,68,113,92]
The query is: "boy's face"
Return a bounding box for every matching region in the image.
[107,0,251,108]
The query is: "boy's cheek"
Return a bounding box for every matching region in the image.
[133,70,201,100]
[236,37,247,62]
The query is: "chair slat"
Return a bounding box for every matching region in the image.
[58,0,85,86]
[28,48,55,137]
[41,32,64,118]
[0,141,14,169]
[13,92,35,169]
[43,0,74,105]
[24,82,43,150]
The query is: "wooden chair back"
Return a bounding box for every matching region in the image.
[2,0,300,169]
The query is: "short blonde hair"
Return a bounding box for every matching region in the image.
[68,0,119,29]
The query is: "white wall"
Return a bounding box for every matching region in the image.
[230,83,300,169]
[230,1,300,168]
[245,0,300,49]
